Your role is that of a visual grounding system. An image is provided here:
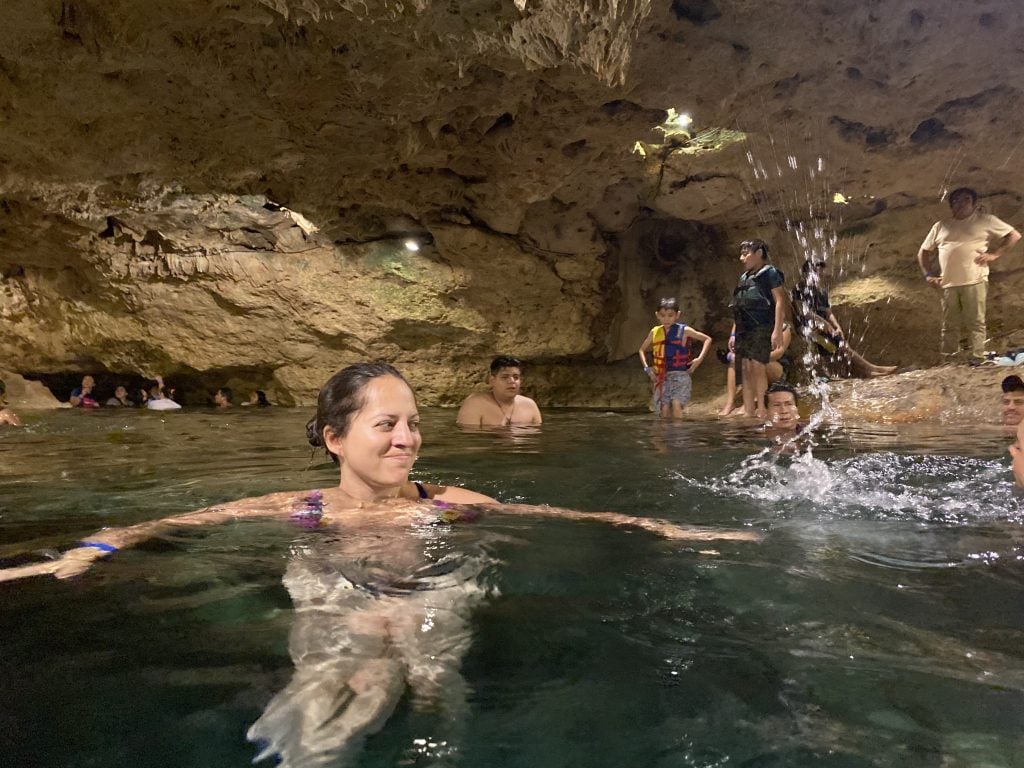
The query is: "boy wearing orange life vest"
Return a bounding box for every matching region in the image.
[638,297,712,418]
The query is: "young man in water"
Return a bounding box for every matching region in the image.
[456,356,542,426]
[917,187,1020,362]
[69,375,100,408]
[729,239,787,419]
[214,387,234,409]
[764,382,801,433]
[1001,374,1024,427]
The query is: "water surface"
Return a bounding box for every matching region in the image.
[1,409,1022,767]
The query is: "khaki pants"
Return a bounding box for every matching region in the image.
[941,281,987,359]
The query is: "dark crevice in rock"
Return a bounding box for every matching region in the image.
[670,0,722,25]
[438,167,486,185]
[829,115,893,146]
[561,139,588,158]
[484,112,515,135]
[668,172,741,191]
[936,86,1013,115]
[910,117,959,145]
[309,328,366,355]
[381,319,470,350]
[774,73,803,96]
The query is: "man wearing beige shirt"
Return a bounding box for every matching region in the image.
[917,187,1020,361]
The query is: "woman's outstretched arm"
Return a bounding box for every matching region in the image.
[0,491,302,583]
[475,503,761,542]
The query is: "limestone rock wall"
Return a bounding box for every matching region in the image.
[2,0,1024,407]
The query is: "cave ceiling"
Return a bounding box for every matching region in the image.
[1,0,1023,404]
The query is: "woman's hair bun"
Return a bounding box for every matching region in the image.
[305,416,323,448]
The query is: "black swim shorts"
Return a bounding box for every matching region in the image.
[735,325,773,364]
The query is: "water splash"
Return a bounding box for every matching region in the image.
[689,450,1021,526]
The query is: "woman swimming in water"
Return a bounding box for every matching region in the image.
[0,362,758,766]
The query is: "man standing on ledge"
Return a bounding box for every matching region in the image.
[456,356,543,427]
[917,187,1020,362]
[728,239,787,420]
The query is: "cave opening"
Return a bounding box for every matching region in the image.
[23,365,292,407]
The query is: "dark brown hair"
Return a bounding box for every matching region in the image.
[306,362,410,463]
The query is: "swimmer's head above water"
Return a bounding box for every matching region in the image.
[307,362,412,464]
[1001,375,1024,426]
[764,382,799,430]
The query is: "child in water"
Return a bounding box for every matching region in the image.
[638,297,712,418]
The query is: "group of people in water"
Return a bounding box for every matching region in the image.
[0,361,759,767]
[63,374,270,412]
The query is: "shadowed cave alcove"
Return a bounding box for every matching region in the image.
[26,365,293,407]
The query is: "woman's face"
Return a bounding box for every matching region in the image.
[325,376,422,497]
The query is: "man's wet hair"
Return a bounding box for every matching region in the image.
[948,187,977,205]
[490,356,523,374]
[1002,375,1024,393]
[741,239,770,260]
[764,382,798,407]
[658,297,679,311]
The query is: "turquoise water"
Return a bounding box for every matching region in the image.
[1,409,1023,767]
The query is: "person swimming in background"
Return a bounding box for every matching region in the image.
[763,382,802,434]
[0,361,758,767]
[456,356,542,426]
[144,375,181,411]
[105,385,135,407]
[1000,374,1024,427]
[243,389,271,407]
[0,380,22,426]
[68,375,100,408]
[214,386,234,408]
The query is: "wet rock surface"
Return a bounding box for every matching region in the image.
[1,0,1023,405]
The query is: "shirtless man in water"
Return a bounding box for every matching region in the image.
[456,356,542,427]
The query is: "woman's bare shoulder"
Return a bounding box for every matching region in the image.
[427,484,497,504]
[196,488,318,518]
